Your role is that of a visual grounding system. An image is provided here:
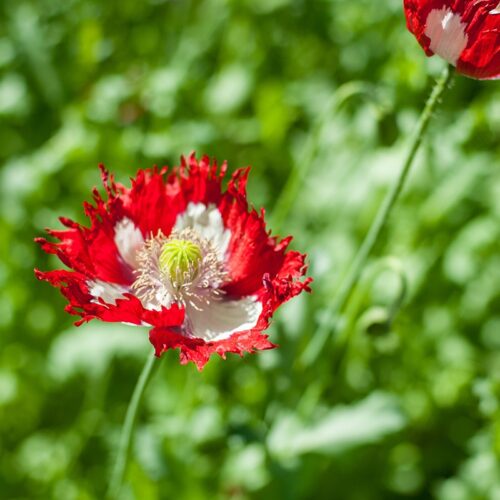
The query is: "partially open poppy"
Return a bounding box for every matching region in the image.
[35,155,311,369]
[404,0,500,79]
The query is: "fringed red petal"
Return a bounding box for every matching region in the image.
[121,153,227,237]
[149,327,276,371]
[404,0,500,80]
[34,269,185,327]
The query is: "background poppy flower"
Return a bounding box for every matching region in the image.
[35,155,311,369]
[404,0,500,79]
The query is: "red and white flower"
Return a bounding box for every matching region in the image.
[35,155,311,369]
[404,0,500,79]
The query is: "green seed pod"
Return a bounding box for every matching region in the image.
[159,239,202,282]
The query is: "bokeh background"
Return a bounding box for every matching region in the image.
[1,0,500,498]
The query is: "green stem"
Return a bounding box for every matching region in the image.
[271,81,380,233]
[107,352,161,499]
[334,257,409,375]
[301,64,455,367]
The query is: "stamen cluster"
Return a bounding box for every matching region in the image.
[132,228,227,310]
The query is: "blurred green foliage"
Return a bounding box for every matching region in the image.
[1,0,499,498]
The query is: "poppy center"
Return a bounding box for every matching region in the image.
[159,239,202,282]
[132,227,227,309]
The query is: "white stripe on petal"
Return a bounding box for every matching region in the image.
[425,8,468,65]
[114,217,144,269]
[174,203,231,260]
[185,296,262,342]
[491,3,500,14]
[88,279,129,305]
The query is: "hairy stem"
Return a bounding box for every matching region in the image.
[301,64,455,367]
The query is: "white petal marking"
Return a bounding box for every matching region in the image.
[185,296,262,342]
[114,218,144,269]
[88,279,129,305]
[174,203,231,260]
[425,8,468,65]
[491,3,500,14]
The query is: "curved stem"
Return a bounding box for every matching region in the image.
[301,64,455,367]
[271,81,381,233]
[334,257,409,375]
[107,352,161,499]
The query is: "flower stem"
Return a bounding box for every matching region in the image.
[272,82,379,232]
[107,352,161,499]
[301,64,455,367]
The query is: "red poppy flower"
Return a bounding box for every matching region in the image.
[404,0,500,79]
[35,155,311,369]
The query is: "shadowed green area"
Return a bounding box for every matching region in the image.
[1,0,499,498]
